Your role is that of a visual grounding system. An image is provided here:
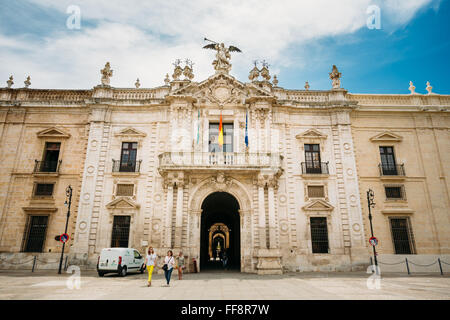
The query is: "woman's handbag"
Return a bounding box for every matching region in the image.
[162,257,172,271]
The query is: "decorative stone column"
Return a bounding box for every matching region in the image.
[257,179,267,249]
[189,209,202,272]
[174,180,184,248]
[255,171,282,275]
[165,182,174,248]
[267,178,278,249]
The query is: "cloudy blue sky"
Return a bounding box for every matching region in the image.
[0,0,448,94]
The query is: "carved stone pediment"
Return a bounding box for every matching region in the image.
[106,197,140,209]
[114,127,147,138]
[370,131,403,142]
[296,129,327,140]
[302,199,334,211]
[36,127,71,139]
[171,73,273,106]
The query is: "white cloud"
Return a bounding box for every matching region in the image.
[0,0,437,88]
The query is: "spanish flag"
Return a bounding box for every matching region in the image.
[218,112,224,149]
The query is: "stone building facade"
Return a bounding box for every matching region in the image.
[0,50,449,273]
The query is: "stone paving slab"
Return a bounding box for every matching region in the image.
[0,270,449,300]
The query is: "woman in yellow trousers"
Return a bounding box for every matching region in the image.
[145,247,157,287]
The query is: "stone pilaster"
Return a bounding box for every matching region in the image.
[174,180,184,248]
[257,180,266,249]
[164,182,174,248]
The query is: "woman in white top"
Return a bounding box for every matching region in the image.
[162,250,175,286]
[145,247,157,287]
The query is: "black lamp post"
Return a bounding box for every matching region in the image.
[367,189,378,273]
[58,185,72,274]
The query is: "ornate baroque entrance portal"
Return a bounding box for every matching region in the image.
[201,192,240,270]
[187,175,254,273]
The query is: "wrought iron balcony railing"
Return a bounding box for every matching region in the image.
[112,159,142,173]
[158,152,282,170]
[301,161,329,174]
[34,160,61,173]
[378,163,405,176]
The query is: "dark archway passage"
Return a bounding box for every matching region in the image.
[200,192,240,271]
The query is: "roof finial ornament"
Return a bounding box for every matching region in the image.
[172,59,182,80]
[100,62,113,86]
[272,75,279,86]
[203,38,242,74]
[426,81,433,95]
[164,73,170,86]
[183,59,195,80]
[6,75,14,88]
[135,78,141,88]
[409,81,416,95]
[248,61,260,82]
[304,81,310,91]
[24,76,31,88]
[329,65,342,89]
[260,60,271,81]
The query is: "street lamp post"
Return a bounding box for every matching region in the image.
[366,189,378,274]
[58,185,72,274]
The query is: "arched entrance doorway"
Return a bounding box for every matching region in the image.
[200,192,240,271]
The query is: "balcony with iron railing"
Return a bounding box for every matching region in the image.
[112,159,142,174]
[33,160,62,174]
[158,152,283,173]
[301,161,329,175]
[378,163,405,178]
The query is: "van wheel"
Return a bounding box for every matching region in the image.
[98,271,105,277]
[119,266,127,277]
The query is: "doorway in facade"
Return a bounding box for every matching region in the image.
[200,192,240,271]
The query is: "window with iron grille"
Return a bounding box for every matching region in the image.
[111,216,131,248]
[34,183,54,196]
[116,184,134,197]
[385,185,405,200]
[390,217,416,254]
[22,215,48,252]
[308,185,325,198]
[310,217,329,253]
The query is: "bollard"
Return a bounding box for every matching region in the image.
[405,258,410,275]
[32,256,36,273]
[438,258,443,276]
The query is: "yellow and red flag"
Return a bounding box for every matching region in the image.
[218,112,224,148]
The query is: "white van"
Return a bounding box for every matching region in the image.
[97,248,145,277]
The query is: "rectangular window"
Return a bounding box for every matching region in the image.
[120,142,138,172]
[310,217,329,253]
[34,183,54,197]
[116,184,134,197]
[390,217,416,254]
[385,185,405,200]
[41,142,61,172]
[111,216,131,248]
[304,144,322,173]
[379,146,397,175]
[209,123,233,153]
[308,186,325,198]
[23,215,48,252]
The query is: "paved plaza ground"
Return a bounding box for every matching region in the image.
[0,269,449,300]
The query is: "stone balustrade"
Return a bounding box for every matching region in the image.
[158,152,283,171]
